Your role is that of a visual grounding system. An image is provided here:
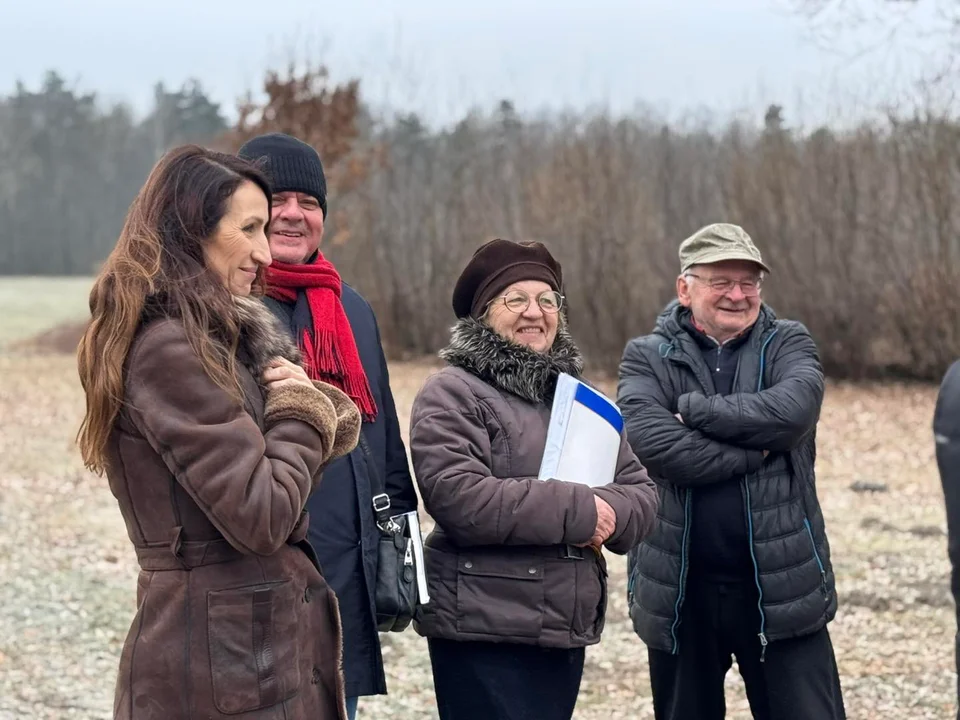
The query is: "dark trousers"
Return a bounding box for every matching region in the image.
[427,637,585,720]
[648,579,845,720]
[938,441,960,719]
[943,460,960,720]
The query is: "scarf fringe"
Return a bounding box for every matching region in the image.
[302,329,378,422]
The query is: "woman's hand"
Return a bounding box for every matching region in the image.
[577,495,617,549]
[262,357,313,391]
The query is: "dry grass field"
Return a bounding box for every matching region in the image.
[0,277,955,719]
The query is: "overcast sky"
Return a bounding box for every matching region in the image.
[2,0,952,129]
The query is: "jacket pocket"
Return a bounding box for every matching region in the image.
[207,580,301,715]
[456,555,544,638]
[572,555,608,639]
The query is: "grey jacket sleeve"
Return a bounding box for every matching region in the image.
[409,371,598,547]
[677,324,824,452]
[617,337,765,487]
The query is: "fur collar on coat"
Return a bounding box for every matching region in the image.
[439,317,584,404]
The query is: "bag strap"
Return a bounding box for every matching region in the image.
[358,433,397,531]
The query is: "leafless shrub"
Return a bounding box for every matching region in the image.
[325,102,960,381]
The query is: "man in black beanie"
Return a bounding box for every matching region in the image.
[239,132,419,719]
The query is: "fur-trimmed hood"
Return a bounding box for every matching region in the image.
[438,317,584,404]
[234,296,302,381]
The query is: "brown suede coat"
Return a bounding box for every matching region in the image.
[409,318,658,648]
[105,297,361,720]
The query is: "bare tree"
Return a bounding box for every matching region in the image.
[4,64,960,381]
[218,62,370,248]
[788,0,960,67]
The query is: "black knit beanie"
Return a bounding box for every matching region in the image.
[238,133,327,217]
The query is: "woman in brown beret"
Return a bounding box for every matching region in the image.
[408,238,660,719]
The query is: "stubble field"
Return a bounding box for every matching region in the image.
[0,277,954,719]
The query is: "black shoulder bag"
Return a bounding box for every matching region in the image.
[358,435,419,632]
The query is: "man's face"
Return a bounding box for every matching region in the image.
[268,191,324,264]
[676,259,763,342]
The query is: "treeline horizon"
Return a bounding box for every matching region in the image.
[2,66,958,382]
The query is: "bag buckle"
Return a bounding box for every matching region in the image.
[373,493,403,534]
[372,493,392,513]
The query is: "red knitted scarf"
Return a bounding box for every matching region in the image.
[265,254,378,422]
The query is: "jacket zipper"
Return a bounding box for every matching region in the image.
[803,518,828,601]
[742,329,779,662]
[627,554,639,603]
[741,479,767,662]
[661,347,713,656]
[669,489,692,654]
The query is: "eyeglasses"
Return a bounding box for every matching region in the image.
[685,273,763,297]
[490,290,564,315]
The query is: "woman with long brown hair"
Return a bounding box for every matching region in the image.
[77,145,360,719]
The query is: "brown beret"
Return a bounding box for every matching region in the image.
[452,239,563,319]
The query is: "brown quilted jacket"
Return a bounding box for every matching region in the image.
[409,318,658,648]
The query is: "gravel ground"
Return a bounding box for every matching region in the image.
[0,353,955,719]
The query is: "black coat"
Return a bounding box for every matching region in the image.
[933,358,960,716]
[617,301,837,656]
[264,283,418,698]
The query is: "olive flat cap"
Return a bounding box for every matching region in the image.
[679,223,770,274]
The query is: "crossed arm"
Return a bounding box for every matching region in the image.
[676,327,823,451]
[616,326,822,487]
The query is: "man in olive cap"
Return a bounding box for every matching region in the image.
[618,224,845,718]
